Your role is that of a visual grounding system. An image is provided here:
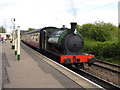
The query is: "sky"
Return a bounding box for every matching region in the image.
[0,0,119,33]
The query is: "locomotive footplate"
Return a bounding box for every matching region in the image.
[42,49,96,65]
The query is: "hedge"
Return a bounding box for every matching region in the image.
[84,40,120,59]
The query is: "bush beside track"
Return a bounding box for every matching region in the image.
[84,39,120,65]
[77,21,120,65]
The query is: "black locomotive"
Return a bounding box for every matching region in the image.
[21,22,95,68]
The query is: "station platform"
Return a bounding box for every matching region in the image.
[2,40,83,88]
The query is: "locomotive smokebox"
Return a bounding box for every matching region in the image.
[70,22,77,32]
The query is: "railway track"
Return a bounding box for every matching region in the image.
[83,60,120,87]
[63,60,120,89]
[67,65,120,89]
[95,60,120,72]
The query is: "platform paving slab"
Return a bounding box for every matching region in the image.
[2,41,65,88]
[0,42,2,89]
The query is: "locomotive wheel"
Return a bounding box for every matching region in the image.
[88,63,92,67]
[73,63,84,69]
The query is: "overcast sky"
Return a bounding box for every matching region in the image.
[0,0,119,33]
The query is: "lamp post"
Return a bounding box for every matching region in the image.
[11,18,15,49]
[11,18,15,29]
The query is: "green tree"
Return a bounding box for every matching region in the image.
[0,26,6,33]
[28,28,35,31]
[77,21,118,42]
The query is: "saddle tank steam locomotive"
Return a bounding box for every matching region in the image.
[21,22,96,68]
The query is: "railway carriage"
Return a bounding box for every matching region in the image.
[21,22,96,68]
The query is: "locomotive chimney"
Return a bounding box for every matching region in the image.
[70,22,77,32]
[62,25,66,28]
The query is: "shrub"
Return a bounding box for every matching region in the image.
[84,40,120,59]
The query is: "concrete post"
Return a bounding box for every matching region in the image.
[17,26,20,60]
[14,30,17,55]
